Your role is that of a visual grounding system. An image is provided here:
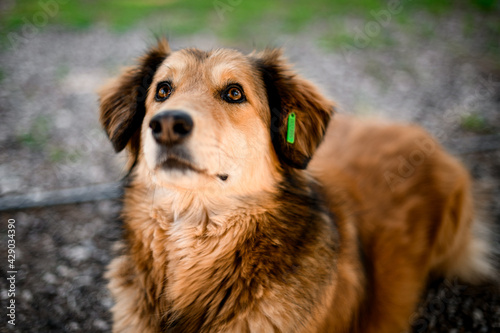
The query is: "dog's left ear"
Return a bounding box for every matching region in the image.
[254,49,334,169]
[99,38,171,155]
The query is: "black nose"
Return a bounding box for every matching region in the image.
[149,110,194,146]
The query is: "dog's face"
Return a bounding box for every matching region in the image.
[141,47,276,192]
[99,39,333,195]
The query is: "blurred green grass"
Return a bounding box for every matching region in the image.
[17,115,51,151]
[460,113,495,134]
[1,0,498,37]
[1,0,499,57]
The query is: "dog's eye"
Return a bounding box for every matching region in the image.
[222,85,246,103]
[155,82,172,101]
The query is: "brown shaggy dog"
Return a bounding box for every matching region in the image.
[99,39,495,333]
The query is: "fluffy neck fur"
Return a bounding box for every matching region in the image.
[121,164,338,332]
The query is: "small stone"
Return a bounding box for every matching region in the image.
[74,275,92,287]
[66,322,80,331]
[43,272,57,284]
[473,309,483,322]
[65,245,92,262]
[94,318,109,330]
[56,265,72,277]
[22,290,33,302]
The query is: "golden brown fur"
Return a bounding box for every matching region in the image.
[99,39,495,333]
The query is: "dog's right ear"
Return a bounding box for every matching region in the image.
[254,49,334,170]
[99,38,170,154]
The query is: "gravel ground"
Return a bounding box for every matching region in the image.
[0,10,499,332]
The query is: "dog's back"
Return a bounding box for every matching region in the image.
[310,113,495,332]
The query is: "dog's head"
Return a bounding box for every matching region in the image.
[99,39,333,194]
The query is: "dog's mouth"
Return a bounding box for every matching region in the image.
[162,158,191,170]
[157,153,205,174]
[154,149,229,181]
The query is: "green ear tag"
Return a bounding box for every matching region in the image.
[286,112,296,144]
